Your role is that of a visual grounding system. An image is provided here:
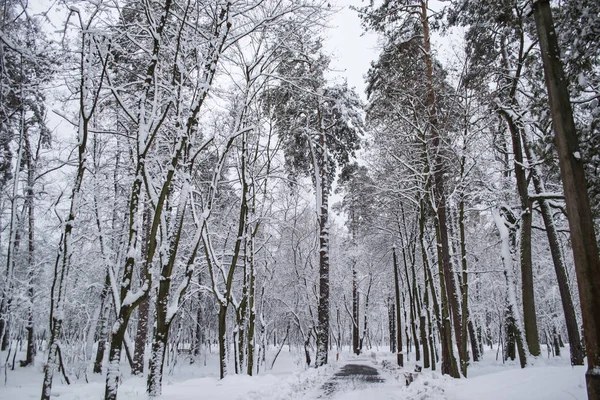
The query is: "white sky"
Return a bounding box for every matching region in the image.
[323,0,380,100]
[323,0,461,100]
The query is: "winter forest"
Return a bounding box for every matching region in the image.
[1,0,600,399]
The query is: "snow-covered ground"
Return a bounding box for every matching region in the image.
[0,345,588,399]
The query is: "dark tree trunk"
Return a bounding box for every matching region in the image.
[388,298,396,353]
[399,220,420,363]
[521,132,585,365]
[468,319,480,362]
[418,284,430,369]
[353,264,360,355]
[359,276,372,353]
[393,247,403,366]
[553,328,561,357]
[192,274,203,361]
[218,305,228,378]
[533,2,600,397]
[499,110,540,357]
[93,273,111,374]
[23,133,36,367]
[315,130,330,367]
[420,0,462,377]
[132,205,152,376]
[246,239,256,376]
[420,202,439,371]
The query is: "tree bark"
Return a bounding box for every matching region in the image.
[420,202,439,371]
[533,2,600,396]
[93,273,111,374]
[393,247,404,366]
[520,131,585,365]
[388,298,396,353]
[23,130,36,367]
[132,205,151,376]
[353,263,360,355]
[315,122,330,367]
[246,237,256,376]
[420,0,462,377]
[498,110,540,357]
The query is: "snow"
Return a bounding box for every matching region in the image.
[0,347,588,400]
[445,365,586,400]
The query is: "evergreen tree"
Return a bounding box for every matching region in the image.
[265,29,362,367]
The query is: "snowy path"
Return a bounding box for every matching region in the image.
[317,360,385,398]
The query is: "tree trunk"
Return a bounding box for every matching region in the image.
[132,205,152,376]
[352,263,360,355]
[419,285,430,368]
[533,2,600,396]
[147,182,190,396]
[192,273,203,362]
[315,127,330,367]
[494,210,527,369]
[388,298,396,353]
[399,218,421,363]
[468,319,480,363]
[458,196,472,373]
[93,273,111,374]
[218,305,228,379]
[105,321,127,400]
[520,132,585,365]
[393,247,403,366]
[23,131,36,367]
[359,276,372,353]
[420,202,439,371]
[246,239,256,376]
[420,0,462,377]
[499,110,539,357]
[42,27,103,397]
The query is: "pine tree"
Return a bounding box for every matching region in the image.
[265,30,362,367]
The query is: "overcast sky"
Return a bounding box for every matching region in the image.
[324,0,379,100]
[323,0,460,100]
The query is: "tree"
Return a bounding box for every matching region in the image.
[361,0,462,376]
[336,162,376,355]
[40,7,110,398]
[532,1,600,397]
[265,29,362,366]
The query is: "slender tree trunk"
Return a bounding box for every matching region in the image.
[23,131,36,367]
[132,205,151,376]
[419,285,430,369]
[246,238,256,376]
[315,125,330,367]
[218,305,228,378]
[192,273,203,362]
[352,263,360,355]
[458,196,472,372]
[520,132,584,365]
[468,320,480,363]
[420,0,462,377]
[147,182,190,397]
[93,274,111,374]
[494,211,527,369]
[399,212,421,363]
[388,298,396,353]
[499,110,539,357]
[393,247,403,366]
[434,213,461,378]
[533,3,600,396]
[42,28,107,399]
[420,202,438,370]
[359,276,372,352]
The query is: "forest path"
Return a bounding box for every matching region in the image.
[317,360,385,398]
